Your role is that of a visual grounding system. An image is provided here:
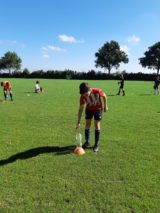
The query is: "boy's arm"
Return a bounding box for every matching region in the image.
[102,94,108,112]
[76,104,84,129]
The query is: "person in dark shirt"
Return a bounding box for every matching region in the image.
[117,74,125,96]
[153,76,160,95]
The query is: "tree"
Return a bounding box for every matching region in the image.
[95,40,129,74]
[139,42,160,75]
[22,68,30,78]
[0,51,22,74]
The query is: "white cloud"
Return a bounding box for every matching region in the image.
[58,34,84,43]
[42,46,48,51]
[41,34,84,59]
[0,39,26,48]
[42,45,66,52]
[120,45,129,55]
[48,45,66,52]
[58,34,76,43]
[41,44,66,59]
[43,54,50,59]
[127,35,140,45]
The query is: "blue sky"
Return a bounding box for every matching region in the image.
[0,0,160,73]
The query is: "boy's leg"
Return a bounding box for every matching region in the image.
[10,92,13,101]
[9,89,13,100]
[4,92,7,100]
[85,128,90,144]
[94,120,101,152]
[156,89,158,94]
[93,109,102,152]
[82,119,91,149]
[4,89,7,100]
[117,87,120,95]
[154,87,158,94]
[120,88,123,95]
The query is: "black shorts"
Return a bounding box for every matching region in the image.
[119,84,124,89]
[4,88,12,92]
[85,109,102,121]
[154,85,158,90]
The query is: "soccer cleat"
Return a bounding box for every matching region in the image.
[82,142,90,149]
[93,145,99,152]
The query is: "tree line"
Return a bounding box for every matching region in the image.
[0,40,160,77]
[0,69,158,81]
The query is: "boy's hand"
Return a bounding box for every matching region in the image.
[104,106,108,112]
[76,123,80,129]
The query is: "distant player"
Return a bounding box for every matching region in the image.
[153,76,160,95]
[76,82,108,152]
[117,74,125,96]
[1,81,13,101]
[35,81,44,93]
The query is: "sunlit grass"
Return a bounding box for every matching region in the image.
[0,78,159,212]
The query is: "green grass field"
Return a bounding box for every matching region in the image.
[0,78,159,212]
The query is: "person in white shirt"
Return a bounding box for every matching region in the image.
[35,81,41,93]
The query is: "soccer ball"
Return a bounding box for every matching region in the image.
[74,147,85,156]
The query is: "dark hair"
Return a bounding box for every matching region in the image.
[79,82,90,94]
[1,82,3,86]
[36,81,39,84]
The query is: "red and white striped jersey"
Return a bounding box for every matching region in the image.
[3,81,12,89]
[80,88,105,110]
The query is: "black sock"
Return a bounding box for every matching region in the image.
[85,129,90,144]
[95,129,100,147]
[10,93,13,100]
[4,93,7,100]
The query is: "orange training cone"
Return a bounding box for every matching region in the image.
[74,146,85,156]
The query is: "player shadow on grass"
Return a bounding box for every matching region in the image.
[107,94,116,96]
[139,93,153,96]
[0,145,75,166]
[24,91,37,94]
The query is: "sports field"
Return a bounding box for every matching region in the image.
[0,78,159,212]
